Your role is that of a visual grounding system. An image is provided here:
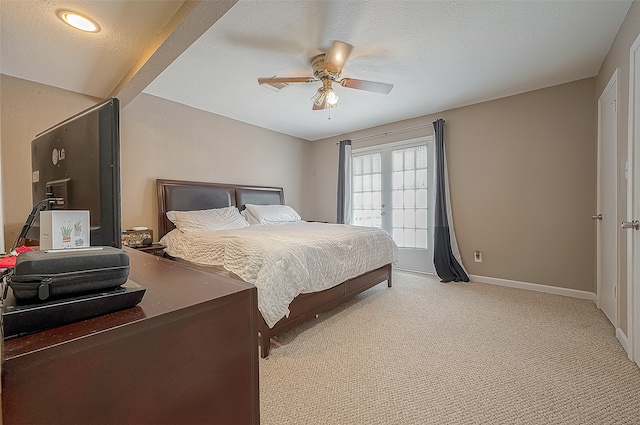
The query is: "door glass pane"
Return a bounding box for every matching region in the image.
[404,229,415,247]
[354,175,363,191]
[372,173,381,191]
[404,150,415,169]
[416,189,427,207]
[352,152,382,228]
[363,174,371,191]
[373,154,381,173]
[393,228,404,245]
[363,156,371,174]
[393,210,403,227]
[404,170,415,188]
[372,191,381,209]
[416,169,427,188]
[393,151,403,171]
[353,156,362,174]
[393,171,403,189]
[404,209,415,227]
[363,192,372,209]
[404,190,415,208]
[416,145,427,168]
[393,190,403,207]
[390,145,429,249]
[416,208,427,228]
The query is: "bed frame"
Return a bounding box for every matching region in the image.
[156,179,392,357]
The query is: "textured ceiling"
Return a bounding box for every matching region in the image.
[0,0,633,141]
[0,0,184,98]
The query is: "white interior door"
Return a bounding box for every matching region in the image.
[597,70,618,327]
[352,137,435,273]
[627,33,640,367]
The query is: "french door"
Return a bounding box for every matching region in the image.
[351,137,435,273]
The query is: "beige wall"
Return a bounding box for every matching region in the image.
[0,75,100,249]
[0,76,313,248]
[120,93,313,237]
[313,78,597,293]
[595,0,640,338]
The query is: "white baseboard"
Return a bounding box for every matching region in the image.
[469,274,597,302]
[468,275,636,357]
[616,327,631,356]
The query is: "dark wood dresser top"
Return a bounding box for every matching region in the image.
[2,247,259,425]
[3,247,254,363]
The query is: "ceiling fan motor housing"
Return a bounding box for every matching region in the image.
[310,54,340,81]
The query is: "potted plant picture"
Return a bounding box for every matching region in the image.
[60,225,73,243]
[73,219,82,236]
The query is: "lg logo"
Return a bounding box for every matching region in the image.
[51,148,66,165]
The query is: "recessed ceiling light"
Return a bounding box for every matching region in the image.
[57,10,100,33]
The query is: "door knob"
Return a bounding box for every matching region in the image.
[592,214,603,221]
[621,220,640,230]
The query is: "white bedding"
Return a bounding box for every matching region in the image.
[160,221,397,327]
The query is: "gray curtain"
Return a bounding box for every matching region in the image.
[433,119,469,282]
[337,140,352,224]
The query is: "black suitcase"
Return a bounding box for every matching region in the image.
[9,247,130,301]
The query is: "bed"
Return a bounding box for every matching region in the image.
[156,179,396,357]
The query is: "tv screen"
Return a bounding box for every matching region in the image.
[29,98,121,248]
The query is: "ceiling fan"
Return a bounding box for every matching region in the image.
[257,40,394,110]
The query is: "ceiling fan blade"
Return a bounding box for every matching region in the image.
[259,76,316,91]
[258,76,315,84]
[324,41,353,74]
[339,78,394,94]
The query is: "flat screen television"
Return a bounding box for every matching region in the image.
[29,98,122,248]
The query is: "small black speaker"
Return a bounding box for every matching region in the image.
[141,238,152,247]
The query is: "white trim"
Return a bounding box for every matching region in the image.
[469,274,596,301]
[453,274,634,355]
[596,68,619,325]
[617,327,630,354]
[352,135,432,153]
[627,32,640,365]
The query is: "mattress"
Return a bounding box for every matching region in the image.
[160,221,397,327]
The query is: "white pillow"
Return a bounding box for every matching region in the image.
[242,208,260,225]
[244,204,301,225]
[167,207,249,233]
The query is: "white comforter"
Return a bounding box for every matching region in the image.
[160,222,397,327]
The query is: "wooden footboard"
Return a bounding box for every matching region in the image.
[258,263,392,358]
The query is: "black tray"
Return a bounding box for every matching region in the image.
[2,279,145,339]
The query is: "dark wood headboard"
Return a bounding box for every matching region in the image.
[156,179,285,238]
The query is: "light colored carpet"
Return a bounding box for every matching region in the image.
[259,271,640,425]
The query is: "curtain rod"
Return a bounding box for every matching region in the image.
[337,123,433,144]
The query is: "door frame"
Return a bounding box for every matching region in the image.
[352,136,435,273]
[597,68,619,326]
[626,33,640,365]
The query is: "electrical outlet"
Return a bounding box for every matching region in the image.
[474,250,483,262]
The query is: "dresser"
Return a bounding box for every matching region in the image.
[1,247,259,424]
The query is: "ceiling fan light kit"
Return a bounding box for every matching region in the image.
[258,40,393,111]
[312,79,339,109]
